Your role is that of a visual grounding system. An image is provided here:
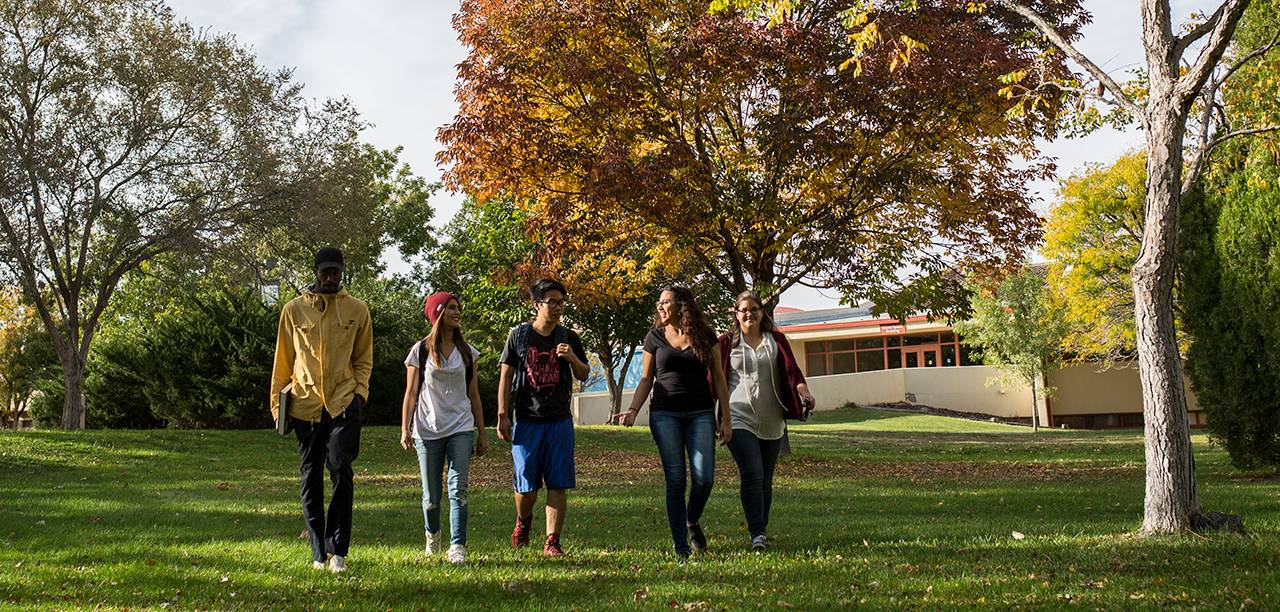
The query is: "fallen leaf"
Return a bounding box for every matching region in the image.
[1011,531,1026,540]
[147,560,157,567]
[220,576,229,583]
[633,587,649,602]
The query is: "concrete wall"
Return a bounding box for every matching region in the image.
[903,366,1046,422]
[804,369,905,410]
[572,365,1042,425]
[572,391,650,426]
[571,362,1201,426]
[1047,362,1201,415]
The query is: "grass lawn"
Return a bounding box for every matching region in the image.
[1,406,1278,610]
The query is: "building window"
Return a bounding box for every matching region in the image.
[857,350,885,371]
[805,340,858,376]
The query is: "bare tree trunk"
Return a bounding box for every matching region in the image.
[1030,377,1039,433]
[58,349,87,430]
[1134,99,1201,535]
[605,369,622,417]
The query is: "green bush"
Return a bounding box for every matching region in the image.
[1182,168,1280,469]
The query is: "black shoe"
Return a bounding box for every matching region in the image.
[688,523,707,553]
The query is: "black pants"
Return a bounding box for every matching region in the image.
[294,400,362,562]
[726,429,782,539]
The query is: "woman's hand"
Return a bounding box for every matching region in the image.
[399,428,412,450]
[799,389,816,410]
[718,418,733,445]
[609,409,638,427]
[475,430,488,456]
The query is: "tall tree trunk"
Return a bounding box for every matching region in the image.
[1134,99,1201,534]
[58,348,87,430]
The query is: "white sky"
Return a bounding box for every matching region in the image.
[167,0,1213,310]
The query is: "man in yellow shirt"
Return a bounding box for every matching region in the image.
[270,247,373,573]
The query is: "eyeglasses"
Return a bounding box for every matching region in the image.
[736,307,762,315]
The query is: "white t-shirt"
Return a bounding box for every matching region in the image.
[404,341,481,441]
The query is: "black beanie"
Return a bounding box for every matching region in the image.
[314,247,345,272]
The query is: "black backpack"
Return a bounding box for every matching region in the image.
[509,322,569,396]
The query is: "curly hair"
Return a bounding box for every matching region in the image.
[655,285,718,364]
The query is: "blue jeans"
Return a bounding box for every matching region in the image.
[649,410,716,555]
[726,429,782,539]
[414,432,473,546]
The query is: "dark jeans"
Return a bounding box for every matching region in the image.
[726,429,783,539]
[649,409,716,555]
[294,400,362,562]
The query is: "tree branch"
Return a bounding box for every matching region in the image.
[1178,0,1251,109]
[1173,4,1227,57]
[994,0,1144,118]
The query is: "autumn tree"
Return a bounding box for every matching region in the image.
[757,0,1280,535]
[1043,152,1145,362]
[0,285,52,428]
[0,0,387,428]
[440,0,1074,319]
[954,267,1068,432]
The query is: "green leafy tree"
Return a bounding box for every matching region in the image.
[954,268,1068,432]
[1181,1,1280,470]
[0,0,393,429]
[425,197,534,424]
[1182,173,1280,469]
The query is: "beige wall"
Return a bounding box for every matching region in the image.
[903,366,1047,422]
[804,369,905,410]
[1047,362,1201,416]
[572,391,650,426]
[572,362,1202,426]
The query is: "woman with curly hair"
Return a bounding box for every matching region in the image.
[611,286,731,557]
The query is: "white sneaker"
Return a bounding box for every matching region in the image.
[312,560,326,570]
[750,535,768,552]
[328,555,347,573]
[425,530,440,555]
[447,544,466,564]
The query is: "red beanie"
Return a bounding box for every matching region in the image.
[423,292,456,326]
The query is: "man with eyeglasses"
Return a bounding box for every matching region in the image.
[497,278,590,556]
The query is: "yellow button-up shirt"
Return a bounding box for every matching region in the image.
[270,287,373,422]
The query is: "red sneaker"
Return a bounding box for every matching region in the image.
[543,533,564,557]
[511,516,531,548]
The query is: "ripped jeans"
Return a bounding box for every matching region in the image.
[414,431,473,546]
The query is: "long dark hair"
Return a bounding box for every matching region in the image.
[656,285,717,364]
[728,291,778,345]
[425,298,473,372]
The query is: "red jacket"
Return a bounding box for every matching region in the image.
[717,330,810,420]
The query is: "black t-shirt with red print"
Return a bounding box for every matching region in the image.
[500,323,588,422]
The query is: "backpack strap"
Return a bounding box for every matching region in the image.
[509,322,532,395]
[415,339,427,404]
